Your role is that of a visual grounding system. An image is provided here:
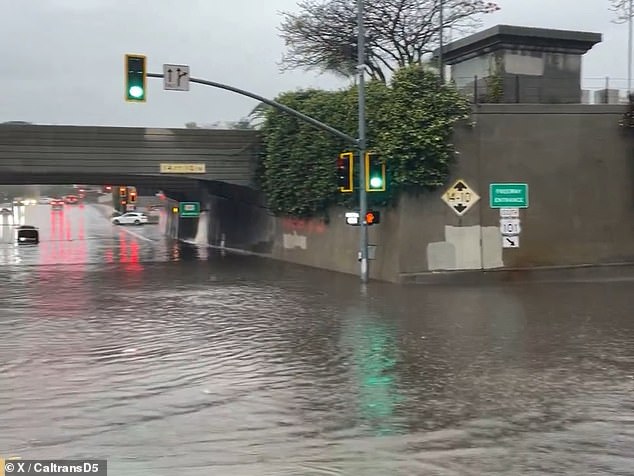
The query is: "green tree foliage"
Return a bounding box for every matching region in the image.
[258,64,470,218]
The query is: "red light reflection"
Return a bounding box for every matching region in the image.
[36,209,89,318]
[118,230,143,273]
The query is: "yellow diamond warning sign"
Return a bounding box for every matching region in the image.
[441,179,480,217]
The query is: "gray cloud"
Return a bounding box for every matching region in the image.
[0,0,628,128]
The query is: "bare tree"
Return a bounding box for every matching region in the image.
[610,0,633,21]
[609,0,633,92]
[279,0,500,82]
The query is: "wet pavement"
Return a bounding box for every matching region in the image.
[1,203,634,475]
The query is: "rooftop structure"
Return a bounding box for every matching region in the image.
[433,25,602,103]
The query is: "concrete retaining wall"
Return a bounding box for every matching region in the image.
[177,104,633,282]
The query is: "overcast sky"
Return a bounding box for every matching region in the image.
[0,0,628,128]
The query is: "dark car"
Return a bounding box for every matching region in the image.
[17,225,39,244]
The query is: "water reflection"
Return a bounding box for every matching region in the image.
[117,230,143,273]
[348,318,402,436]
[2,206,634,474]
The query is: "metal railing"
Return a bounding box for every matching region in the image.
[449,75,632,105]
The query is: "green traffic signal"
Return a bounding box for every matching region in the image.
[129,85,144,99]
[365,152,386,192]
[125,54,147,102]
[369,175,383,189]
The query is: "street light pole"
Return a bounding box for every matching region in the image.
[357,0,369,283]
[439,0,444,83]
[627,0,634,95]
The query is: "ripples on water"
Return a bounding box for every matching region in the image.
[2,253,634,474]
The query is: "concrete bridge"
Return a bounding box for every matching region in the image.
[0,124,261,192]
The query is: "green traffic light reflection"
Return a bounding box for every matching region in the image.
[343,316,404,436]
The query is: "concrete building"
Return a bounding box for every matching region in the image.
[434,25,602,104]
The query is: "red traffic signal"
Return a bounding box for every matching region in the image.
[129,191,137,203]
[337,152,354,193]
[365,210,380,225]
[119,186,127,197]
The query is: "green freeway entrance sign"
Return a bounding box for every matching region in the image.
[489,183,529,208]
[179,201,200,217]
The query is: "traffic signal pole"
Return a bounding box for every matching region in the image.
[357,0,370,283]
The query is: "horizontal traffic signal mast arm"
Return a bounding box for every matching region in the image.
[147,73,357,145]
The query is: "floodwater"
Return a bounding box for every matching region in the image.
[1,204,634,475]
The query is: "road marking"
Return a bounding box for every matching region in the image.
[119,227,154,243]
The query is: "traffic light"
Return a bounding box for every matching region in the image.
[129,190,137,203]
[125,54,147,102]
[119,186,127,197]
[365,152,386,192]
[365,210,380,225]
[337,152,354,192]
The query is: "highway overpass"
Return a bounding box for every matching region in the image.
[0,124,261,190]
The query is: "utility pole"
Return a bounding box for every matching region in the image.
[438,0,444,83]
[357,0,369,283]
[627,0,634,95]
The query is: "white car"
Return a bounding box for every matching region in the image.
[111,212,148,226]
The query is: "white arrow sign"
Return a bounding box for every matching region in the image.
[502,235,520,248]
[163,64,190,91]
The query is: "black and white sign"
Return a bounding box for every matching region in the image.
[500,218,521,236]
[502,235,520,248]
[163,64,190,91]
[499,207,520,218]
[345,212,360,226]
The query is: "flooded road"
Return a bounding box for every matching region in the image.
[1,204,634,475]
